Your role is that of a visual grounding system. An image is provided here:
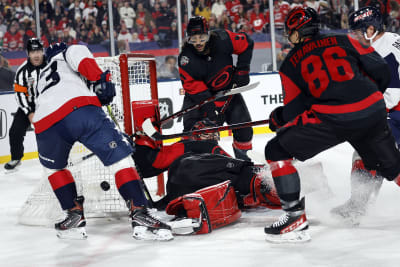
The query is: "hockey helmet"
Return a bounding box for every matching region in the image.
[26,38,43,54]
[284,7,320,39]
[190,118,220,141]
[348,6,383,34]
[186,16,209,38]
[45,42,68,63]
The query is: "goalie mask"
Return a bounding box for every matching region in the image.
[190,118,220,141]
[348,6,383,44]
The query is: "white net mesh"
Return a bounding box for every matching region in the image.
[18,54,159,227]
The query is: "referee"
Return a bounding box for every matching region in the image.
[4,38,46,171]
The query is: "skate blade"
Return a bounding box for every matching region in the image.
[265,230,311,243]
[132,226,174,241]
[167,218,201,235]
[57,227,88,240]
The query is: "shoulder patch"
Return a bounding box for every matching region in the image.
[180,56,189,66]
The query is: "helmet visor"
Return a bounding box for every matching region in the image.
[187,33,209,44]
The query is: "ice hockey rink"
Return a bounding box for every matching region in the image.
[1,133,400,267]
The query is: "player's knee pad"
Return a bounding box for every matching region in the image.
[166,181,241,234]
[264,137,293,161]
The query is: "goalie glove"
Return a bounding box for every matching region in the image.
[94,70,116,106]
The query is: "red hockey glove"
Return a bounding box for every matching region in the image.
[94,70,116,106]
[232,66,250,87]
[269,106,285,132]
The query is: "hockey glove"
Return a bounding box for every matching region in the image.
[45,42,67,63]
[94,70,116,106]
[232,66,250,87]
[269,106,285,132]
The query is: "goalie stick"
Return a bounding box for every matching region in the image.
[155,81,260,127]
[143,119,269,141]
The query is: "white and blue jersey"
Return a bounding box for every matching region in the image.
[373,32,400,144]
[34,45,133,169]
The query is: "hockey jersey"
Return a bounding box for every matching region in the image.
[33,45,103,133]
[279,33,390,126]
[372,32,400,110]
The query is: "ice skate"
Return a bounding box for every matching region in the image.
[4,160,21,173]
[264,198,310,243]
[128,201,173,241]
[55,196,87,240]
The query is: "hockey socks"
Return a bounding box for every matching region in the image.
[48,169,78,210]
[115,167,148,206]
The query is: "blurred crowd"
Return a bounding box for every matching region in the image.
[0,0,398,52]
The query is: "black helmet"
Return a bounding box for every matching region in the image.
[26,38,43,53]
[186,16,209,37]
[285,7,319,39]
[348,6,383,33]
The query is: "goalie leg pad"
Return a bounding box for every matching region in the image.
[166,181,242,234]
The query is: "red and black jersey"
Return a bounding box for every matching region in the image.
[133,139,231,178]
[279,33,390,126]
[178,29,253,96]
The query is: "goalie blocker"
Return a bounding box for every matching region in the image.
[166,181,241,235]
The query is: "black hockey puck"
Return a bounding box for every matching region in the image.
[100,181,110,191]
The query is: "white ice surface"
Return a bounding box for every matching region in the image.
[1,134,400,267]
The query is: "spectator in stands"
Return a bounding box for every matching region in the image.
[117,21,132,43]
[22,0,33,18]
[136,2,151,28]
[120,1,136,30]
[243,0,255,13]
[151,2,163,20]
[195,0,211,20]
[211,0,227,19]
[100,20,108,36]
[82,0,98,21]
[157,55,179,79]
[68,0,83,21]
[39,0,54,19]
[3,21,23,51]
[0,15,7,35]
[0,54,15,91]
[132,32,141,43]
[139,25,154,42]
[88,25,104,44]
[249,3,266,34]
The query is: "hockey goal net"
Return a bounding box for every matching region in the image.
[18,53,165,227]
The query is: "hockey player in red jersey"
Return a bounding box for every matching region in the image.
[178,16,254,161]
[33,43,172,241]
[263,7,400,243]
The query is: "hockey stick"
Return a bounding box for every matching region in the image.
[143,119,269,141]
[155,81,260,127]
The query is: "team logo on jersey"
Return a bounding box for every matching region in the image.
[0,109,6,139]
[109,141,117,149]
[180,56,189,66]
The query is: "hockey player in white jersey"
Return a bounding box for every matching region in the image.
[331,6,400,224]
[33,43,173,241]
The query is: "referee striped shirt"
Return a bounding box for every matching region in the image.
[14,58,46,115]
